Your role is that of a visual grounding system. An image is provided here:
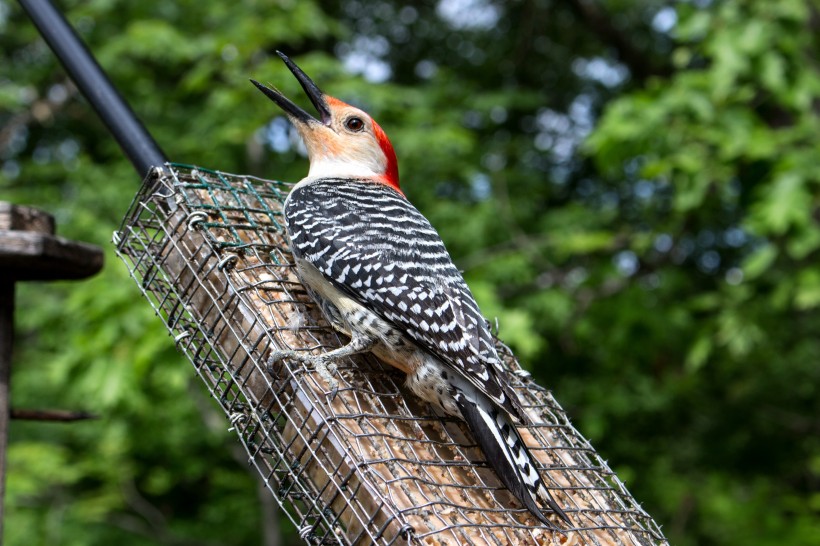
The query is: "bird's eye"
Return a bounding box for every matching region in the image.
[345,117,365,132]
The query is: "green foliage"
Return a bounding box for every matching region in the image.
[583,1,820,544]
[1,0,818,545]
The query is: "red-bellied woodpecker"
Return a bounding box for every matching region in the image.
[252,52,569,528]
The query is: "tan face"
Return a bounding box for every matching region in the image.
[293,98,390,180]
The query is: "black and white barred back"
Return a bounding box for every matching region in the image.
[283,178,568,526]
[284,178,523,416]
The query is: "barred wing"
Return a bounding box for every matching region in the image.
[285,179,519,415]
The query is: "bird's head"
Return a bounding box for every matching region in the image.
[251,52,400,193]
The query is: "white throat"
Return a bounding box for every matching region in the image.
[307,156,383,180]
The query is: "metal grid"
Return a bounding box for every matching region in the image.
[114,164,668,546]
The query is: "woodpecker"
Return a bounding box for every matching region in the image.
[252,52,569,528]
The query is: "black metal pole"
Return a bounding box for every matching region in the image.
[17,0,167,178]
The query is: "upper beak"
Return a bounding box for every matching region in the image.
[250,51,331,126]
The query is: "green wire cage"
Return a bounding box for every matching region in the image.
[114,164,668,546]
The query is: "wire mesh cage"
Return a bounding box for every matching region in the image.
[114,164,669,546]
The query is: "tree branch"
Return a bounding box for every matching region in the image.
[10,408,96,421]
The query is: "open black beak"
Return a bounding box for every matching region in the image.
[250,51,331,126]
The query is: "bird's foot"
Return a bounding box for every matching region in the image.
[267,349,339,396]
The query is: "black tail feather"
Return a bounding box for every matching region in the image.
[455,391,570,528]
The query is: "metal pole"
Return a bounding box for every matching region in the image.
[17,0,167,178]
[0,281,14,541]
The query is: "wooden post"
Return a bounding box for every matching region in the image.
[0,282,13,540]
[0,202,103,539]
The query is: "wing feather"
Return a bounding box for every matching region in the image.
[285,180,524,418]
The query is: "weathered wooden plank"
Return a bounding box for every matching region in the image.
[0,231,103,281]
[0,202,55,234]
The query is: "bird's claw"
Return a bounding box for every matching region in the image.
[266,349,297,374]
[328,383,340,401]
[313,357,340,398]
[266,349,339,395]
[267,349,295,365]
